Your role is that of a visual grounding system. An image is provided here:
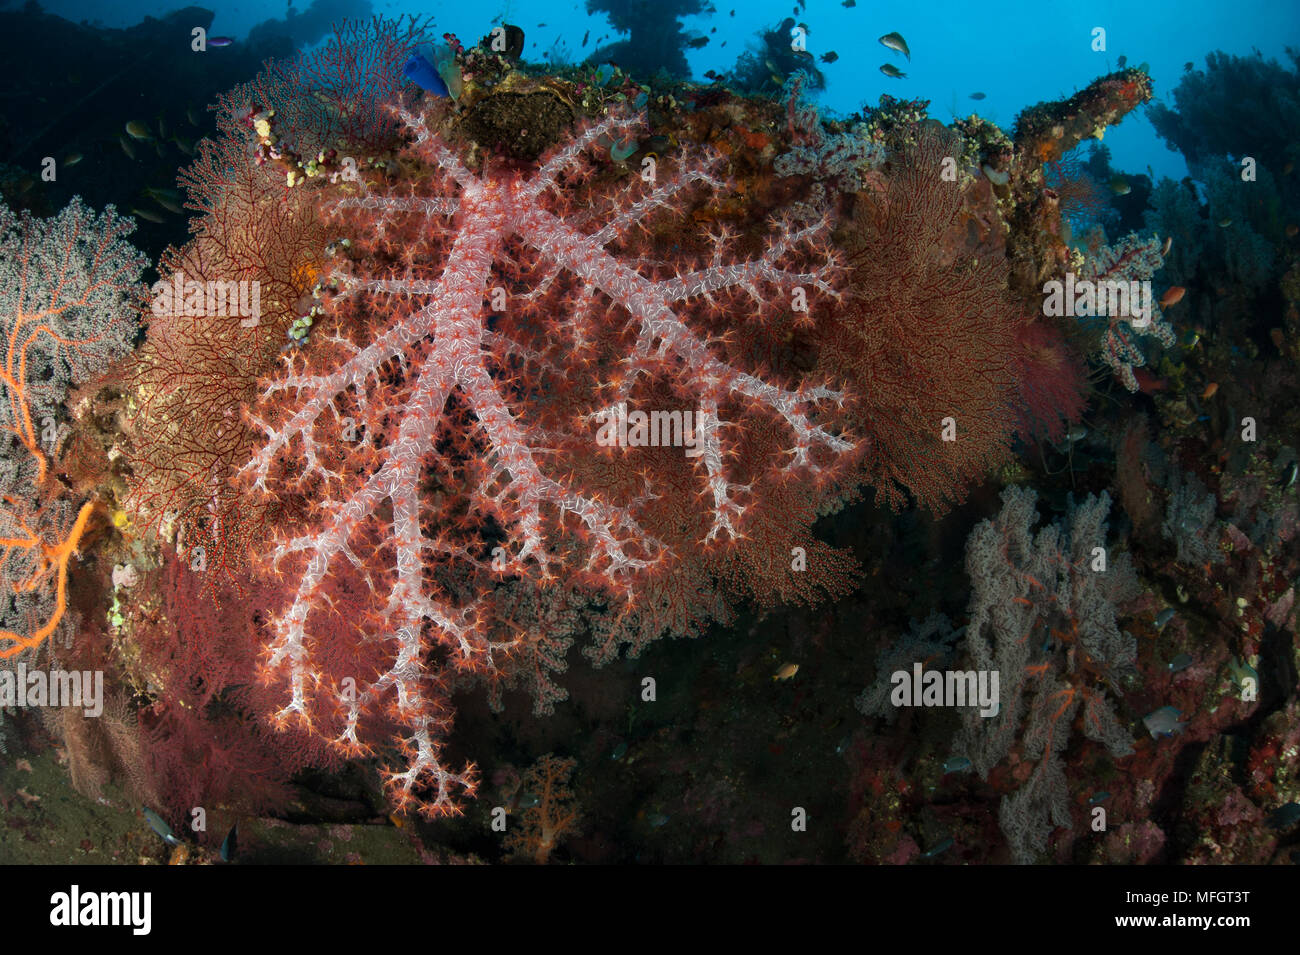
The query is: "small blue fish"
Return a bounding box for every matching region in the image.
[142,807,182,846]
[220,823,238,862]
[1167,653,1193,673]
[942,756,972,774]
[920,836,953,858]
[610,136,638,162]
[1142,705,1186,739]
[1154,608,1176,629]
[208,36,235,47]
[403,54,449,96]
[610,741,628,760]
[1088,791,1111,805]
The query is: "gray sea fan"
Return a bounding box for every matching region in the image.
[0,197,144,659]
[856,611,960,723]
[0,196,145,428]
[0,446,59,653]
[956,487,1140,862]
[1162,468,1224,566]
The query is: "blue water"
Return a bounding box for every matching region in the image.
[35,0,1300,182]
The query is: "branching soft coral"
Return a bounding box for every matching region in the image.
[238,104,856,814]
[504,753,581,864]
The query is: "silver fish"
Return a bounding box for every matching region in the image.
[142,807,182,846]
[878,32,910,60]
[1142,706,1186,739]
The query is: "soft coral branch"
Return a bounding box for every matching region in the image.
[238,104,853,813]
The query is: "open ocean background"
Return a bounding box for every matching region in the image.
[32,0,1300,184]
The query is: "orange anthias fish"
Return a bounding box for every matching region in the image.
[1159,286,1186,307]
